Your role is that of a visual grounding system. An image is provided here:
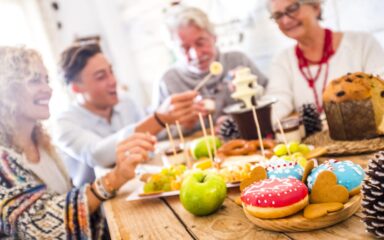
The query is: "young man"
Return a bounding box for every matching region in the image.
[53,43,199,187]
[152,6,269,129]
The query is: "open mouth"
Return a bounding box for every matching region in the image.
[33,99,50,106]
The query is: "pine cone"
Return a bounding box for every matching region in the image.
[300,103,322,136]
[362,151,384,238]
[220,117,240,141]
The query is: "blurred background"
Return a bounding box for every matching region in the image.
[1,0,384,115]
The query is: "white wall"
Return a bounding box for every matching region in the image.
[37,0,384,109]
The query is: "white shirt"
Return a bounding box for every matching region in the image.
[23,147,71,194]
[265,31,384,121]
[52,96,144,187]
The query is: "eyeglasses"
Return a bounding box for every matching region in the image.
[270,2,301,21]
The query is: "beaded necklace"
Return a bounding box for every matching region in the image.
[295,28,335,113]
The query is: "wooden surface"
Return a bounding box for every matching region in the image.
[243,195,361,232]
[103,152,376,239]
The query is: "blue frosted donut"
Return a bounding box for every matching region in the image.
[307,159,365,192]
[266,157,304,180]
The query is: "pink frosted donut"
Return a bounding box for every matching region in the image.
[241,178,309,219]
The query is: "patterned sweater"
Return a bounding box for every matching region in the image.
[0,146,105,239]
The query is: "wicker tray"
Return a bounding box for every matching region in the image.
[303,130,384,156]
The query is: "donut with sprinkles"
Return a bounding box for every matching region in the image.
[307,159,365,195]
[241,178,309,219]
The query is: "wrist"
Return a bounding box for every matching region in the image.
[153,112,166,128]
[155,111,172,125]
[105,171,124,192]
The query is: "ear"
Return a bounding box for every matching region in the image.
[71,83,83,93]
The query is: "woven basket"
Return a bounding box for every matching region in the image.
[303,130,384,156]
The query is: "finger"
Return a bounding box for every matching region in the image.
[128,146,149,160]
[119,133,157,146]
[170,90,198,103]
[117,139,155,154]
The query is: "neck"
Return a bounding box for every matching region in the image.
[82,101,113,123]
[297,26,325,53]
[12,118,37,153]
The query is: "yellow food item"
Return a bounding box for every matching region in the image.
[209,61,223,75]
[193,158,213,170]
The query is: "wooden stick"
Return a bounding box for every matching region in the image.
[194,73,212,91]
[251,106,265,158]
[165,123,177,157]
[275,117,291,156]
[208,115,217,157]
[175,121,191,168]
[198,113,213,161]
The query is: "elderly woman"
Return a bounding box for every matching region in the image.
[0,47,155,239]
[265,0,384,120]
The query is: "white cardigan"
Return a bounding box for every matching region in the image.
[265,31,384,120]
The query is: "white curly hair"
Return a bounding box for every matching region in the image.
[165,5,215,37]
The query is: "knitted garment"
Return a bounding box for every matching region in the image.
[0,146,105,239]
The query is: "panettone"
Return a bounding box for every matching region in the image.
[323,72,384,140]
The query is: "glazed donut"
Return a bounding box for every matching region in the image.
[218,139,253,156]
[307,159,365,195]
[266,157,304,180]
[241,178,309,219]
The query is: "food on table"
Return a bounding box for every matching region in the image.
[309,171,349,204]
[241,178,309,219]
[266,156,306,180]
[307,159,365,195]
[274,118,302,142]
[219,163,251,183]
[203,98,215,113]
[162,145,188,167]
[180,170,227,216]
[323,72,384,140]
[218,139,275,157]
[239,166,267,191]
[231,67,263,109]
[192,158,213,170]
[303,202,344,219]
[273,141,310,157]
[190,136,222,160]
[143,165,187,193]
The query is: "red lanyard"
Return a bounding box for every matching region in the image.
[295,29,335,113]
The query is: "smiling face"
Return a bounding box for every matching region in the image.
[175,23,217,74]
[73,53,118,109]
[15,60,52,123]
[269,0,321,40]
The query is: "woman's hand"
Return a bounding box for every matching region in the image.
[107,133,156,191]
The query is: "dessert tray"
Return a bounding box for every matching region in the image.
[303,130,384,156]
[243,194,361,232]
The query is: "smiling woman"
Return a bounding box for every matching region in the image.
[0,46,157,239]
[264,0,384,121]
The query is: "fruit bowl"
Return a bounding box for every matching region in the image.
[242,194,361,232]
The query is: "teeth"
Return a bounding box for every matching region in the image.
[35,99,49,105]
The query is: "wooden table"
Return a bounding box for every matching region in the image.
[103,153,376,240]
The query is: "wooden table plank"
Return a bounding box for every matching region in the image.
[165,195,290,240]
[104,194,194,239]
[286,216,374,240]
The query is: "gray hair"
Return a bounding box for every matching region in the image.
[165,6,215,36]
[267,0,323,20]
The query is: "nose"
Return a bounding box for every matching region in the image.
[108,72,117,86]
[279,14,295,25]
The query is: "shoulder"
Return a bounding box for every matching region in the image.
[342,31,378,45]
[221,51,251,62]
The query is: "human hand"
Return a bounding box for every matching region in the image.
[110,133,156,189]
[156,90,198,125]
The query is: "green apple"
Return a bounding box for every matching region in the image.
[180,170,227,216]
[190,136,221,160]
